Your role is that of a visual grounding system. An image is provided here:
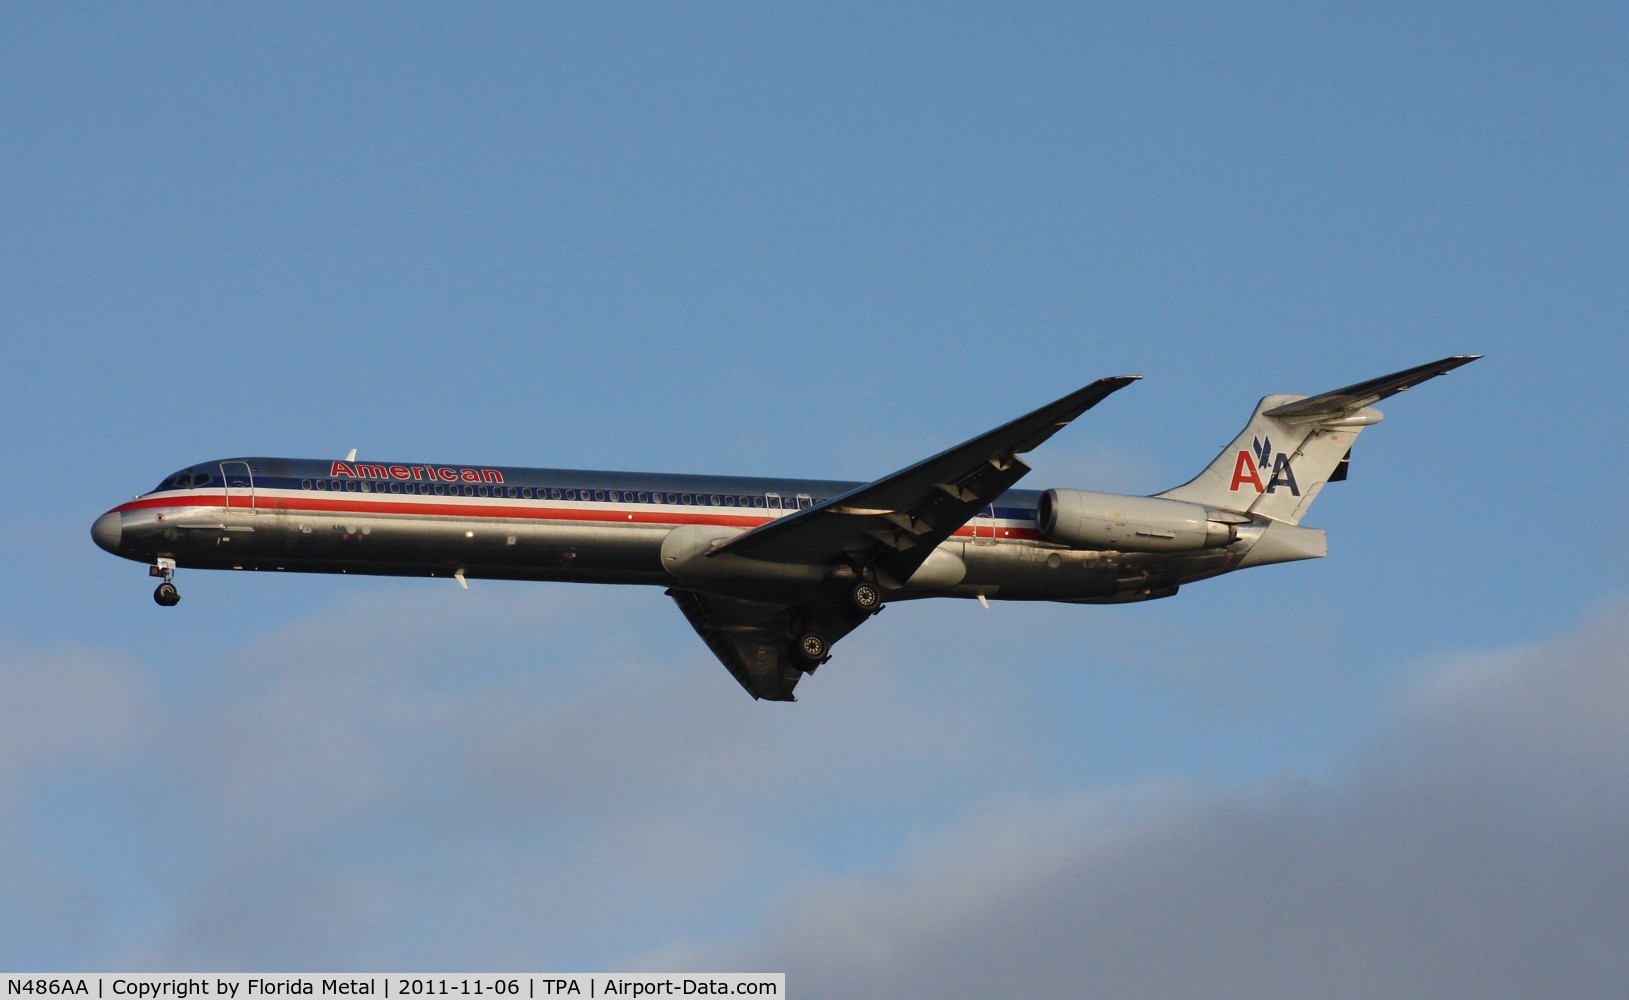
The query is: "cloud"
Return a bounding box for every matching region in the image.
[8,584,1625,990]
[62,584,1037,969]
[0,640,157,964]
[698,599,1629,999]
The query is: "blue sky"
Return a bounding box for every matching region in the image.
[3,4,1626,992]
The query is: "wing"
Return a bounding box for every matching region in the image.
[667,589,868,701]
[708,375,1139,587]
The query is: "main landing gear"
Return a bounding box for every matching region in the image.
[794,630,829,664]
[791,581,886,669]
[849,581,883,615]
[150,557,180,607]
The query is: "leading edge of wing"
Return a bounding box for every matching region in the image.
[711,374,1140,563]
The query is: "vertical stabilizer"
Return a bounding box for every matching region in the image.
[1157,397,1375,523]
[1156,355,1479,524]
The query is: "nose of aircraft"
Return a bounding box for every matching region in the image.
[91,510,122,554]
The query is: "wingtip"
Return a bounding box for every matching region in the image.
[1435,354,1482,373]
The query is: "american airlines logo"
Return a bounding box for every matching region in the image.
[329,460,505,484]
[1228,436,1299,495]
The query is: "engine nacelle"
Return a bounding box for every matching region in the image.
[1036,489,1237,552]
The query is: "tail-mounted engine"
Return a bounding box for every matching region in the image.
[1036,489,1240,552]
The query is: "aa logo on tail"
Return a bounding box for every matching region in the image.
[1230,436,1300,495]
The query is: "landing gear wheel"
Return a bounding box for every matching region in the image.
[154,582,180,607]
[794,630,829,663]
[849,581,882,615]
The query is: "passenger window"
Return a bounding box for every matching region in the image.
[681,494,692,505]
[521,488,533,499]
[594,490,605,502]
[463,485,475,497]
[638,492,649,503]
[301,479,311,490]
[723,495,736,507]
[709,495,721,506]
[753,496,766,508]
[551,488,562,500]
[608,490,620,502]
[315,480,326,491]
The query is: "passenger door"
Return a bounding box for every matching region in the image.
[220,461,256,514]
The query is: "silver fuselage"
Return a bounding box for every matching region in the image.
[93,456,1264,605]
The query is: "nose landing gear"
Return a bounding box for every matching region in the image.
[149,557,180,607]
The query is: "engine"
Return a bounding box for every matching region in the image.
[1035,489,1238,552]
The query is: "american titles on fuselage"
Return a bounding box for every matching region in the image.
[330,461,505,484]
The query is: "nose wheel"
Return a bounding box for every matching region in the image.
[149,557,180,607]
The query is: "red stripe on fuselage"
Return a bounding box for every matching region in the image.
[112,493,1047,541]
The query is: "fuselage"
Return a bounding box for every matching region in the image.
[88,360,1474,701]
[91,456,1248,604]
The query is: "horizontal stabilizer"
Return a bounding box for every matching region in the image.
[1264,355,1480,420]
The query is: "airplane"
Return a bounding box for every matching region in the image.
[92,355,1478,701]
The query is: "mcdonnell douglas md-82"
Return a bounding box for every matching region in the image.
[93,356,1478,701]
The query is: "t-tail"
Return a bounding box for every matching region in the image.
[1159,355,1480,526]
